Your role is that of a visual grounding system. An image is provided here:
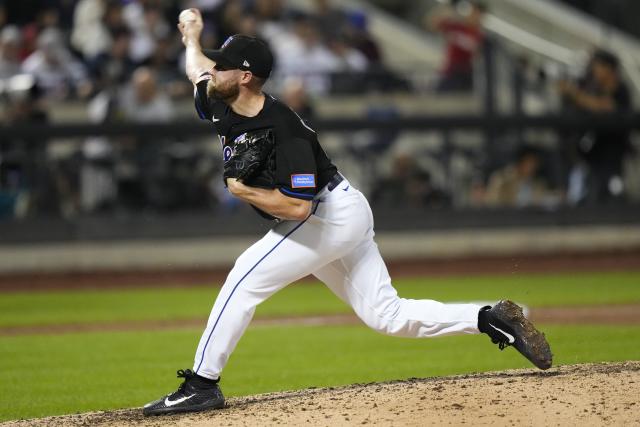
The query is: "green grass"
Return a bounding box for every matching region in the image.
[1,324,639,422]
[1,270,639,421]
[1,271,639,327]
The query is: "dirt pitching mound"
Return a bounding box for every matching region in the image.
[4,362,639,427]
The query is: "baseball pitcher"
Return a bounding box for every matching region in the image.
[143,9,552,416]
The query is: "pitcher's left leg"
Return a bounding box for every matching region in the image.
[313,237,553,369]
[313,239,482,338]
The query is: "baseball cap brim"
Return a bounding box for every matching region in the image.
[203,49,239,70]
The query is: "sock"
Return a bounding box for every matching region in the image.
[477,305,492,333]
[193,374,220,388]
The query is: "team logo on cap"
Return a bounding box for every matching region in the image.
[243,60,250,67]
[221,36,233,49]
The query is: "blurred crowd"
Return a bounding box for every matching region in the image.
[0,0,636,220]
[371,45,634,211]
[0,0,388,103]
[556,50,632,205]
[0,0,394,218]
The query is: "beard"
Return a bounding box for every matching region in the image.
[207,78,240,102]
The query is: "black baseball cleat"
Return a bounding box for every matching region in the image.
[478,300,553,370]
[143,369,224,416]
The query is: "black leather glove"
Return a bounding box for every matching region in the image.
[223,128,275,185]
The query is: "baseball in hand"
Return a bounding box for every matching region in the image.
[179,9,197,23]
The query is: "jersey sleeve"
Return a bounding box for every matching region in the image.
[194,73,213,121]
[275,136,318,200]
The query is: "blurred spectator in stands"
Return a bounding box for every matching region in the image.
[557,49,631,204]
[372,153,451,208]
[147,35,191,98]
[118,66,174,122]
[0,75,49,218]
[146,34,177,81]
[216,0,245,42]
[72,0,108,60]
[103,1,129,36]
[326,33,369,93]
[311,0,347,39]
[281,77,315,121]
[327,34,368,72]
[18,24,38,61]
[253,0,287,27]
[123,1,171,64]
[115,66,175,210]
[2,73,86,218]
[22,28,92,99]
[484,146,559,208]
[1,75,48,125]
[426,0,486,92]
[88,27,135,89]
[252,0,291,54]
[72,0,126,61]
[185,0,225,21]
[79,23,132,213]
[272,12,340,94]
[0,26,22,79]
[81,88,117,214]
[236,13,259,38]
[342,11,408,93]
[343,11,382,64]
[36,4,63,32]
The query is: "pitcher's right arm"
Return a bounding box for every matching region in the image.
[178,9,215,84]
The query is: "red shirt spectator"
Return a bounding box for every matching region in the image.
[429,2,486,92]
[437,19,483,76]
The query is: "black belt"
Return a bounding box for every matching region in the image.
[326,172,344,192]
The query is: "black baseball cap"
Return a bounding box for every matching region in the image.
[204,35,273,78]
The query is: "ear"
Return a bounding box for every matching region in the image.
[240,71,254,85]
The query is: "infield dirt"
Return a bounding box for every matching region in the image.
[3,362,638,426]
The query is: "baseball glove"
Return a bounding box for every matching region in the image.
[223,128,275,185]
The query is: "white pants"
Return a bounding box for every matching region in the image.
[194,179,482,379]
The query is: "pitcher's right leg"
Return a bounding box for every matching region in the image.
[193,220,315,380]
[192,203,366,380]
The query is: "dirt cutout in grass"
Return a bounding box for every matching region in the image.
[3,362,638,427]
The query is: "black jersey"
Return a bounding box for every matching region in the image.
[194,75,338,204]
